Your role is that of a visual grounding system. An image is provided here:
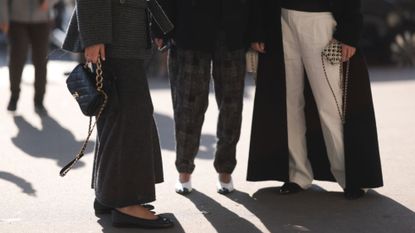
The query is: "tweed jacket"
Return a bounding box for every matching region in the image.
[62,0,151,59]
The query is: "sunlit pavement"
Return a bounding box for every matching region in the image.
[0,61,414,233]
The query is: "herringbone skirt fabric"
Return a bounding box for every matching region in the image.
[92,58,163,208]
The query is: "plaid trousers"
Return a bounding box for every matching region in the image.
[168,37,246,174]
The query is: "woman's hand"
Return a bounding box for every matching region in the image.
[251,42,266,53]
[154,38,164,49]
[341,43,356,62]
[85,44,106,64]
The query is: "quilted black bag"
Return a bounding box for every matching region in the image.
[66,61,107,116]
[60,60,108,177]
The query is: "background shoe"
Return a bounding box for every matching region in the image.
[344,188,366,200]
[34,103,48,115]
[175,179,192,195]
[217,178,234,195]
[111,209,173,228]
[94,199,155,215]
[279,182,304,194]
[7,98,18,111]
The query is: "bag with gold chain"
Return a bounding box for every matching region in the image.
[321,40,350,124]
[60,59,108,176]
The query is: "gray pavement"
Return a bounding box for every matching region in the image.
[0,61,415,233]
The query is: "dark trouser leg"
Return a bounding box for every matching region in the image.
[168,47,212,173]
[28,23,50,105]
[212,45,246,174]
[8,22,30,101]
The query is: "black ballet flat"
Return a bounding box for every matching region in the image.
[344,188,366,200]
[94,199,155,215]
[94,199,112,215]
[111,209,174,229]
[279,182,304,194]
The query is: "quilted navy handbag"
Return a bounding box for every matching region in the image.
[66,61,107,116]
[60,60,108,177]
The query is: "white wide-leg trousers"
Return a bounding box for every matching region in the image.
[281,9,346,189]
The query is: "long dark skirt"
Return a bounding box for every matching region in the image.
[92,58,163,208]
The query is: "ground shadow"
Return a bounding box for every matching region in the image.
[0,171,36,196]
[154,112,216,160]
[224,186,415,233]
[185,189,263,233]
[11,114,94,169]
[97,213,185,233]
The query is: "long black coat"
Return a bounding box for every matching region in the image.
[247,0,383,189]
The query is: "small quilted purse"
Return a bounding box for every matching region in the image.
[66,61,107,117]
[60,59,108,177]
[322,40,343,65]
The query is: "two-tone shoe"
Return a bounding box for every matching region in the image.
[216,178,234,195]
[175,179,192,195]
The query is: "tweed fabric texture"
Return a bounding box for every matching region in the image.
[62,0,150,59]
[92,58,163,208]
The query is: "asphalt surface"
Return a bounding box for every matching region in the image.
[0,60,414,233]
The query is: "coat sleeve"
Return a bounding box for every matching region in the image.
[151,0,176,39]
[76,0,112,49]
[332,0,363,47]
[0,0,9,24]
[248,0,266,43]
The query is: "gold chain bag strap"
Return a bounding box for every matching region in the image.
[321,40,350,124]
[60,59,108,177]
[246,49,259,74]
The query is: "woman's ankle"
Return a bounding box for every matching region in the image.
[116,205,157,220]
[219,173,232,183]
[179,173,191,183]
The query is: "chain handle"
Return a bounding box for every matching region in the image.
[246,50,259,74]
[343,61,350,123]
[321,55,350,125]
[60,59,108,177]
